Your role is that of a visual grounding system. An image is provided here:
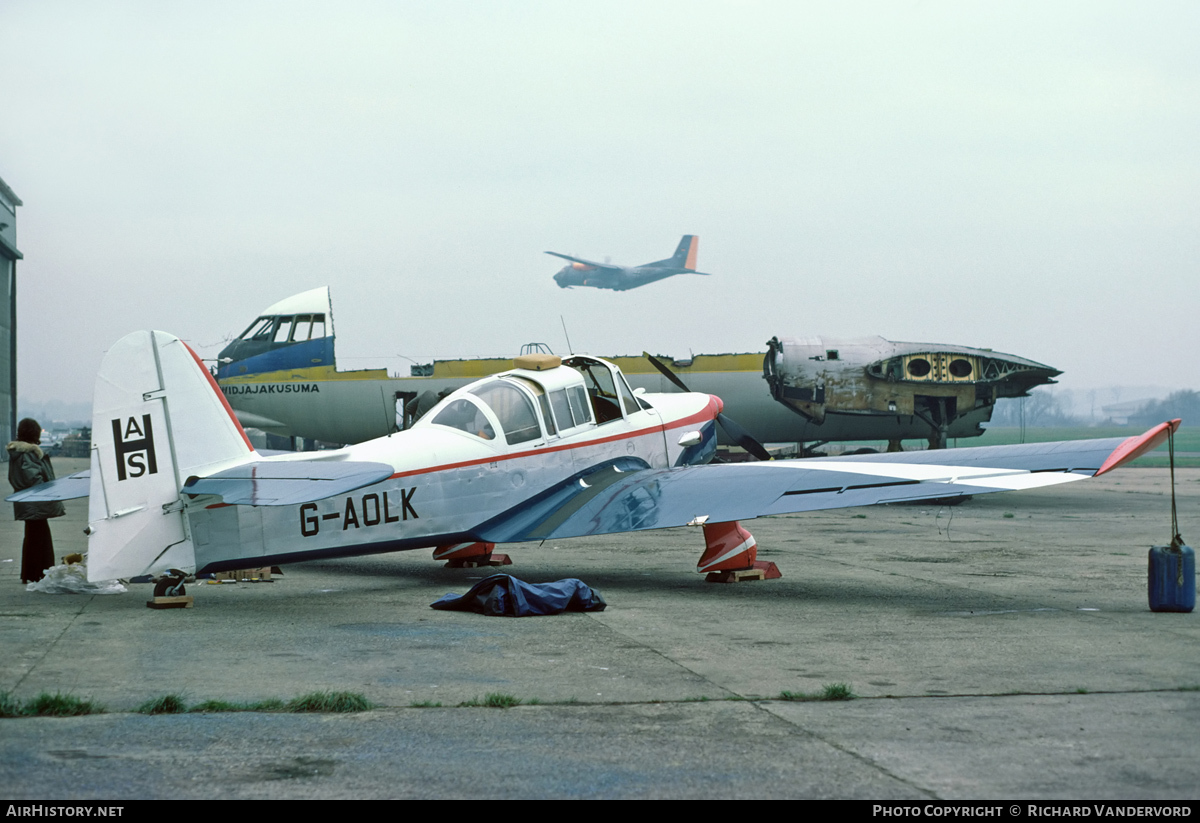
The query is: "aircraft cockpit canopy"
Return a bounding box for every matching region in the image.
[470,380,541,444]
[426,356,653,448]
[429,377,552,446]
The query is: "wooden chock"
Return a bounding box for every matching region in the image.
[433,542,511,568]
[147,595,194,609]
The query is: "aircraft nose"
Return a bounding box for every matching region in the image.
[710,394,724,415]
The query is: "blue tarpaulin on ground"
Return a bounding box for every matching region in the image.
[430,574,607,617]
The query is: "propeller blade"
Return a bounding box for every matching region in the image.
[643,352,772,461]
[643,352,691,393]
[717,413,773,461]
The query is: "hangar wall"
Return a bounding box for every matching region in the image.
[0,175,22,454]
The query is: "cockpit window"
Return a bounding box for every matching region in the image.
[431,398,495,440]
[567,386,592,425]
[507,376,556,437]
[240,317,275,341]
[617,374,641,416]
[470,380,542,445]
[548,386,593,432]
[289,314,326,341]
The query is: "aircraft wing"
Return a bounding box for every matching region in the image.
[544,251,621,271]
[474,422,1177,544]
[181,460,396,506]
[6,471,92,503]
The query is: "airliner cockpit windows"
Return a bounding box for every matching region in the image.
[470,381,542,445]
[288,314,326,342]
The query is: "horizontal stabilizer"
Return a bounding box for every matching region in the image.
[182,460,395,506]
[6,471,92,503]
[232,409,289,432]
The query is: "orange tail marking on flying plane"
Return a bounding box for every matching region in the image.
[684,236,699,270]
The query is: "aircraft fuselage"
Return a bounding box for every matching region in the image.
[192,380,718,573]
[553,264,693,291]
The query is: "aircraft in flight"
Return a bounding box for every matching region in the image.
[215,288,1060,451]
[13,329,1175,594]
[548,235,712,291]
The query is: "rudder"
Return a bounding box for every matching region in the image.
[87,331,254,580]
[671,235,698,269]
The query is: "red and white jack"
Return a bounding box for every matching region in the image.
[433,541,511,568]
[696,520,781,583]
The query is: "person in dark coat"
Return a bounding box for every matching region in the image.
[8,418,65,583]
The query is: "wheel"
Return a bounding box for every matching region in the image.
[153,578,186,598]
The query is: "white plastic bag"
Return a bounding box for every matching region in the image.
[25,563,127,595]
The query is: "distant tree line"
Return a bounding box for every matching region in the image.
[989,389,1080,428]
[1130,390,1200,426]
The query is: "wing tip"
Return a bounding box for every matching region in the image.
[1095,419,1181,476]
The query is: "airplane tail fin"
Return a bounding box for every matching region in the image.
[87,330,255,580]
[671,235,699,270]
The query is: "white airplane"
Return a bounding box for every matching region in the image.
[11,330,1178,595]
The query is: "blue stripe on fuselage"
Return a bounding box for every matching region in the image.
[217,336,335,379]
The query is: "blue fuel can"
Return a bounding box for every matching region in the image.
[1148,544,1195,612]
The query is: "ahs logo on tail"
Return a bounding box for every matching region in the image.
[112,414,157,480]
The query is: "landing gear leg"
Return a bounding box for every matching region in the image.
[928,397,949,449]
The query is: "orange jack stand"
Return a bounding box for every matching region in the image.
[697,521,781,583]
[433,542,511,568]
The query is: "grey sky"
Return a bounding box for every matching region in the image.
[2,0,1197,404]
